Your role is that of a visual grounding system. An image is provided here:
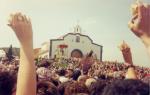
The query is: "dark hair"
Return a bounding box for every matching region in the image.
[57,69,66,76]
[57,83,66,95]
[49,77,60,87]
[64,81,89,95]
[38,59,50,68]
[102,79,149,95]
[89,80,107,95]
[58,81,74,95]
[72,70,81,80]
[98,74,106,80]
[37,81,60,95]
[66,69,74,78]
[0,71,17,95]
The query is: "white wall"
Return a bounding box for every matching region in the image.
[39,52,49,58]
[39,42,50,58]
[51,33,102,60]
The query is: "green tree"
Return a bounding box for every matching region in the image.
[6,44,14,62]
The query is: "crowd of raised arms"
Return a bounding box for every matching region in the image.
[0,1,150,95]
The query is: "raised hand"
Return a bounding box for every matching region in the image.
[119,41,133,65]
[128,1,150,47]
[129,1,150,37]
[8,13,33,46]
[8,13,36,95]
[128,1,150,60]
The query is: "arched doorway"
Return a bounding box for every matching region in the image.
[71,49,83,58]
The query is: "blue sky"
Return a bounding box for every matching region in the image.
[0,0,150,67]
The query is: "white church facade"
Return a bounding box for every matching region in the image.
[39,25,103,61]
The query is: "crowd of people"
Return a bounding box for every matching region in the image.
[0,1,150,95]
[0,53,150,95]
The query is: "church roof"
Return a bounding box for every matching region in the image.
[50,25,103,48]
[51,32,103,47]
[57,25,82,39]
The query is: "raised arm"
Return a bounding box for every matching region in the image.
[8,13,36,95]
[119,41,137,79]
[119,41,133,65]
[128,1,150,57]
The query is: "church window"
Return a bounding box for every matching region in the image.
[76,36,80,43]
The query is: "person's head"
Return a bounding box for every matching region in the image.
[142,76,150,84]
[38,59,50,68]
[58,83,66,95]
[0,71,17,95]
[89,80,108,95]
[85,78,96,88]
[49,77,60,87]
[57,69,66,76]
[64,81,89,95]
[78,75,89,84]
[65,69,74,78]
[98,74,106,80]
[58,81,74,95]
[102,79,149,95]
[37,81,60,95]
